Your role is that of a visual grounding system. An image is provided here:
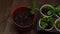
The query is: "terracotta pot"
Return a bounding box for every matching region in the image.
[12,7,37,31]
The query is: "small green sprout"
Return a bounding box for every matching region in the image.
[41,22,47,29]
[55,6,60,16]
[30,0,36,14]
[41,17,55,29]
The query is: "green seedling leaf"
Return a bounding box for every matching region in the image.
[43,17,48,22]
[47,8,55,16]
[48,18,54,24]
[44,17,54,24]
[41,22,47,29]
[29,6,35,14]
[41,21,45,25]
[41,16,55,29]
[59,12,60,15]
[30,8,35,14]
[41,17,55,29]
[55,6,60,16]
[48,17,54,23]
[56,6,60,11]
[47,10,52,16]
[30,0,36,14]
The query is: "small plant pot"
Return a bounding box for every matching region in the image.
[55,6,60,18]
[39,16,54,31]
[40,4,55,16]
[12,7,37,31]
[54,18,60,32]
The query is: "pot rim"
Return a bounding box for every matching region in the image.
[56,15,60,18]
[54,17,60,32]
[40,4,55,17]
[39,16,54,31]
[12,7,37,28]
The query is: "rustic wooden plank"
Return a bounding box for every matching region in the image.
[0,0,13,34]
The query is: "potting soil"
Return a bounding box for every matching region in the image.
[14,10,34,26]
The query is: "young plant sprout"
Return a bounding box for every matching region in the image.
[30,8,35,14]
[55,6,60,17]
[41,21,47,29]
[30,0,36,14]
[40,4,55,16]
[40,16,55,30]
[47,9,54,16]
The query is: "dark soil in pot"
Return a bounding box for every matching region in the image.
[42,7,50,15]
[44,23,52,29]
[14,10,34,26]
[41,6,53,16]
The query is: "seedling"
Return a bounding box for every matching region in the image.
[41,21,47,29]
[55,6,60,16]
[40,4,55,16]
[41,16,55,29]
[47,9,54,16]
[30,0,36,14]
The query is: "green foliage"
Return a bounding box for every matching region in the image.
[41,21,47,29]
[55,6,60,16]
[47,7,55,16]
[30,0,36,14]
[30,8,35,14]
[41,17,54,29]
[47,10,52,16]
[47,9,54,16]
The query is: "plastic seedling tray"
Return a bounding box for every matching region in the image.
[37,4,60,34]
